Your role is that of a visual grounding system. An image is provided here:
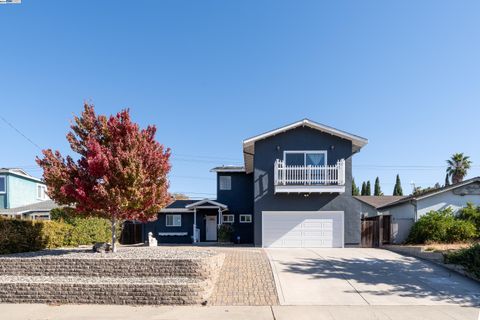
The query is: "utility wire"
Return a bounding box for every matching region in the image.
[0,115,42,151]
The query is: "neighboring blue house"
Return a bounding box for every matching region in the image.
[146,119,369,247]
[0,168,56,220]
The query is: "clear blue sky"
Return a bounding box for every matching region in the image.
[1,1,479,198]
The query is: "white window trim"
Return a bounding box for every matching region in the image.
[239,214,252,223]
[166,214,182,227]
[283,150,328,167]
[219,175,232,191]
[36,184,47,200]
[222,214,234,223]
[0,176,5,194]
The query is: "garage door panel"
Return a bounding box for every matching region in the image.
[263,211,343,248]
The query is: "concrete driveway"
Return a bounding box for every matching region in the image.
[266,248,480,306]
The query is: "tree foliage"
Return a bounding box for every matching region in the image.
[366,181,371,196]
[360,182,367,196]
[352,178,360,196]
[36,104,171,251]
[374,177,383,196]
[446,153,472,184]
[393,174,403,196]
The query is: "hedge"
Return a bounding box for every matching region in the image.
[406,208,477,244]
[0,216,113,254]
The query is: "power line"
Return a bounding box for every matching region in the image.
[0,115,42,151]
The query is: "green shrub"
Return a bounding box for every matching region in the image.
[0,219,71,254]
[51,208,118,246]
[445,243,480,279]
[217,224,234,242]
[457,202,480,236]
[0,211,116,254]
[67,217,111,246]
[407,208,477,244]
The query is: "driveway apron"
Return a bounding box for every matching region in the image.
[266,248,480,306]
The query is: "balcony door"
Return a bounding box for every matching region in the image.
[284,151,327,167]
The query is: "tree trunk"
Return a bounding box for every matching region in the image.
[111,217,117,253]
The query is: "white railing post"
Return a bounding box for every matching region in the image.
[274,159,278,186]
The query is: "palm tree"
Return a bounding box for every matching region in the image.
[446,153,472,184]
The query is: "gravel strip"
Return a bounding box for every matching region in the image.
[0,246,218,260]
[0,275,203,285]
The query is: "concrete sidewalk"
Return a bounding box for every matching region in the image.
[1,304,478,320]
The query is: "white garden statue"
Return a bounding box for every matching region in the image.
[147,232,158,247]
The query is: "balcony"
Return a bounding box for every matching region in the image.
[274,159,346,193]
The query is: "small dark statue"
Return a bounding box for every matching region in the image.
[92,242,112,253]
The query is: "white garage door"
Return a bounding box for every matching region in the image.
[262,211,344,248]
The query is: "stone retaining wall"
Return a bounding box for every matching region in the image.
[0,256,223,279]
[0,249,225,305]
[0,281,208,305]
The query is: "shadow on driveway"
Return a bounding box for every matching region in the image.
[272,249,480,306]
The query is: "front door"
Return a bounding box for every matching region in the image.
[206,216,217,241]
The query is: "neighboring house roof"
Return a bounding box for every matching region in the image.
[165,199,199,209]
[354,196,407,209]
[0,168,44,184]
[377,177,480,210]
[242,119,368,173]
[161,199,228,212]
[210,166,246,173]
[0,200,59,215]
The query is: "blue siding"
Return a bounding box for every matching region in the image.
[144,212,194,244]
[217,172,254,244]
[252,126,362,246]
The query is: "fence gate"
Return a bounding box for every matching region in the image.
[361,215,391,247]
[361,217,379,247]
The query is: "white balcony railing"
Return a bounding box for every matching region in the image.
[274,159,346,186]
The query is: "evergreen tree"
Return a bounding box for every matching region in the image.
[361,182,367,195]
[366,181,371,196]
[352,178,360,196]
[374,177,383,196]
[393,174,403,196]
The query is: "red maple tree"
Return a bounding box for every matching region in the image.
[37,104,171,251]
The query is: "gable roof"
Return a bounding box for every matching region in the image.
[0,168,44,184]
[378,177,480,210]
[185,199,228,210]
[160,199,228,212]
[242,119,368,173]
[354,196,407,209]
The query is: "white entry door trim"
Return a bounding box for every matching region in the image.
[206,216,217,241]
[262,211,344,248]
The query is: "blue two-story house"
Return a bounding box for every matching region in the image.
[0,168,55,220]
[147,119,368,247]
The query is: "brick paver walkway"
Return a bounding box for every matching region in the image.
[208,247,279,306]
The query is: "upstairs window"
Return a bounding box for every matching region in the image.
[284,151,327,167]
[0,176,5,193]
[219,176,232,190]
[36,184,48,200]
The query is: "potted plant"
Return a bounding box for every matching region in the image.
[217,224,234,243]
